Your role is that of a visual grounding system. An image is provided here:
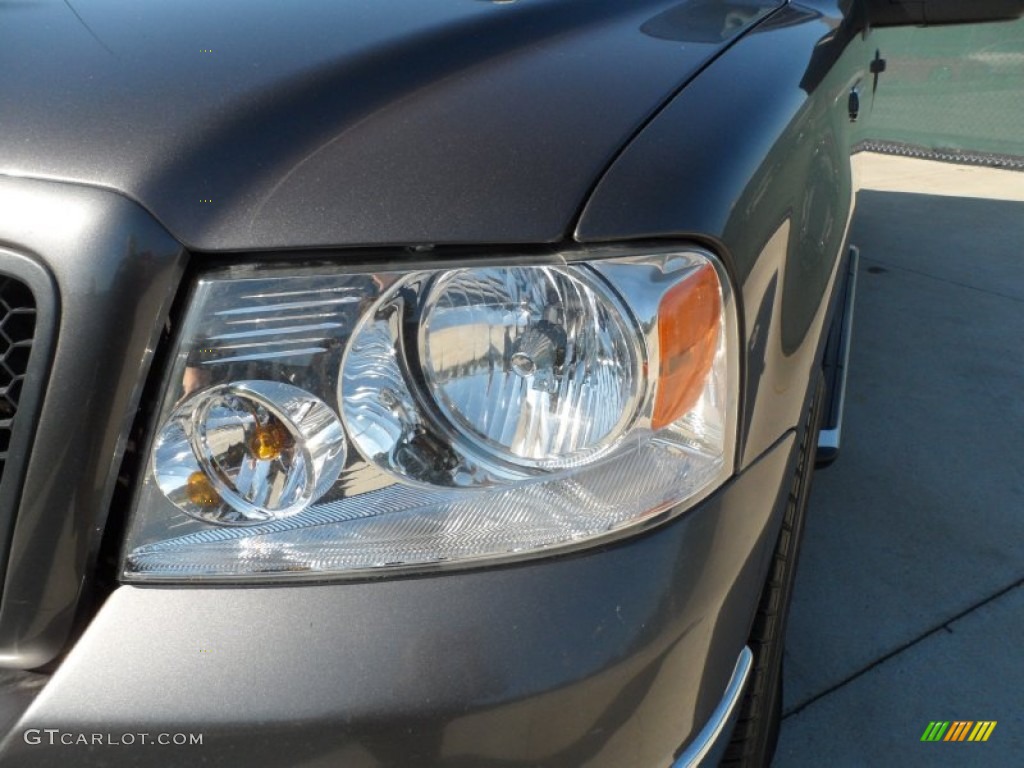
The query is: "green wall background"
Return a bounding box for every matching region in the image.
[860,19,1023,158]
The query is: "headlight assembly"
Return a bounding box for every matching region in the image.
[123,247,737,580]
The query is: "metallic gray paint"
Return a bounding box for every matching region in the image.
[0,434,797,767]
[0,177,186,668]
[0,0,870,762]
[576,1,869,468]
[0,0,779,252]
[0,0,855,664]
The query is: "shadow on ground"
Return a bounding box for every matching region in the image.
[775,190,1024,766]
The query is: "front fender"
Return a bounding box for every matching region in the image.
[575,2,869,469]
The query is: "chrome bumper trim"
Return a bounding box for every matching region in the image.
[672,645,754,768]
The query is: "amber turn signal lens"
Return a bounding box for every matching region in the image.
[186,471,220,507]
[652,263,721,430]
[248,421,290,461]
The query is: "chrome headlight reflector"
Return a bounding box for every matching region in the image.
[123,248,737,580]
[419,266,642,467]
[153,380,346,525]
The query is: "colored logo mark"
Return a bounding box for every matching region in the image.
[920,721,996,742]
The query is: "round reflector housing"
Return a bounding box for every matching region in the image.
[152,380,346,525]
[419,266,644,467]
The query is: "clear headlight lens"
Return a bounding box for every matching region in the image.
[420,267,641,466]
[153,381,346,525]
[123,248,737,581]
[342,266,642,481]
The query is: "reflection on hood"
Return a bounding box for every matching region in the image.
[641,0,778,43]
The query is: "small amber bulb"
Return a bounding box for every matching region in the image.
[249,422,290,461]
[186,471,220,507]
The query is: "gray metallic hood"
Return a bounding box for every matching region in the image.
[0,0,778,252]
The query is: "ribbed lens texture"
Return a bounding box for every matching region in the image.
[128,438,723,577]
[421,267,640,465]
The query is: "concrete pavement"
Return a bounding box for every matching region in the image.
[851,153,1024,202]
[774,187,1024,766]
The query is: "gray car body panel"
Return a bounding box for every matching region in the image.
[0,177,187,669]
[0,0,779,251]
[0,434,796,767]
[578,0,866,466]
[0,0,871,764]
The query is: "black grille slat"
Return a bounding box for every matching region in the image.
[0,279,36,484]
